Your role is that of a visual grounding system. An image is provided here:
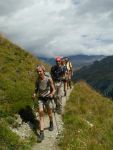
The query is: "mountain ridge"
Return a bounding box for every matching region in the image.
[38,54,105,70]
[75,55,113,99]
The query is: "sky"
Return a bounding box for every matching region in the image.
[0,0,113,57]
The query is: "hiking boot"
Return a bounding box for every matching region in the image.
[38,130,44,142]
[49,121,54,131]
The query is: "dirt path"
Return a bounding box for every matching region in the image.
[32,88,73,150]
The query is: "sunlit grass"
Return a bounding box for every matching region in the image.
[59,81,113,150]
[0,35,50,149]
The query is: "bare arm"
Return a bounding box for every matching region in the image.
[49,78,55,97]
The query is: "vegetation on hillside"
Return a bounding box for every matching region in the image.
[75,56,113,99]
[0,34,50,149]
[59,81,113,150]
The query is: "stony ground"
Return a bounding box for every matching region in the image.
[32,88,73,150]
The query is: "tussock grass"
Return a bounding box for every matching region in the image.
[59,81,113,150]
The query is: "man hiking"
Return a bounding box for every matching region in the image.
[32,65,55,142]
[61,57,68,96]
[51,56,65,114]
[65,57,73,89]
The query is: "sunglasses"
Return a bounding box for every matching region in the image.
[56,60,61,62]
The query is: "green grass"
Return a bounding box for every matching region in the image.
[0,120,33,150]
[0,34,50,149]
[0,34,50,114]
[59,81,113,150]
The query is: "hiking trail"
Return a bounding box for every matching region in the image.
[32,88,73,150]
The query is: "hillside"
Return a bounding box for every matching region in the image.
[59,81,113,150]
[75,56,113,99]
[0,34,50,149]
[39,55,105,70]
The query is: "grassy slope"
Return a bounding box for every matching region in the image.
[0,35,50,149]
[59,81,113,150]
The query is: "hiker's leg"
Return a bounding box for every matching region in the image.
[69,80,72,88]
[37,100,45,142]
[38,100,44,131]
[64,81,67,96]
[38,111,44,131]
[46,100,53,121]
[54,83,59,109]
[46,100,54,131]
[56,84,63,114]
[54,82,63,113]
[68,71,72,89]
[67,73,70,90]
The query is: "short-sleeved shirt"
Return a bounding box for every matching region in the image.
[51,65,65,82]
[35,76,51,97]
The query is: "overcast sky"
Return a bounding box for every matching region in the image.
[0,0,113,57]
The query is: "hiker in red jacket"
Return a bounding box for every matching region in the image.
[32,65,55,142]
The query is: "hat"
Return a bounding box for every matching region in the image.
[55,56,62,61]
[65,57,69,61]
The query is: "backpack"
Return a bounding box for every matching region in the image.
[66,61,72,71]
[45,72,51,78]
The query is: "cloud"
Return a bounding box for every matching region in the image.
[0,0,113,57]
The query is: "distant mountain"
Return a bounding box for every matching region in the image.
[38,55,105,70]
[38,57,55,66]
[75,55,113,99]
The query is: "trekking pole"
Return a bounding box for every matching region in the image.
[32,95,37,118]
[32,99,35,110]
[65,92,67,102]
[32,93,36,110]
[51,99,59,135]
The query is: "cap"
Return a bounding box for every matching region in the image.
[55,56,62,61]
[65,57,69,61]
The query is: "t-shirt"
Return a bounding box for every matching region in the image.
[35,76,51,97]
[51,65,65,82]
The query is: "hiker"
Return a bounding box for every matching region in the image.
[39,64,52,78]
[65,57,73,89]
[32,65,55,142]
[61,57,68,96]
[51,56,65,114]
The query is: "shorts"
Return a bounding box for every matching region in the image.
[37,98,53,112]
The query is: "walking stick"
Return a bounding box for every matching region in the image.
[51,99,59,135]
[32,95,37,119]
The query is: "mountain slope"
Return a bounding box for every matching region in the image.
[59,81,113,150]
[75,56,113,99]
[0,34,50,149]
[67,55,105,70]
